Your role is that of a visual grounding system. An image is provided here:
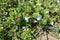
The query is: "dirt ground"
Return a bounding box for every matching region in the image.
[36,32,60,40]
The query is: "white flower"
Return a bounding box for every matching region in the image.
[56,0,59,3]
[50,22,54,25]
[36,16,41,21]
[22,26,25,29]
[24,16,29,21]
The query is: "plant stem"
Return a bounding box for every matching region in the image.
[46,30,48,40]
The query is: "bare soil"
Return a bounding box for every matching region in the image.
[36,32,60,40]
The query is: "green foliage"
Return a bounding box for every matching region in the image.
[0,0,60,40]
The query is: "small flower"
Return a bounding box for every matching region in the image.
[22,26,25,29]
[36,16,41,21]
[50,22,54,25]
[56,0,59,3]
[24,16,29,21]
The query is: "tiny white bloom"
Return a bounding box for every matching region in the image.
[36,16,41,21]
[50,22,54,25]
[24,16,29,21]
[56,0,59,3]
[22,26,25,29]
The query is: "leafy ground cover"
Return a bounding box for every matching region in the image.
[0,0,60,40]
